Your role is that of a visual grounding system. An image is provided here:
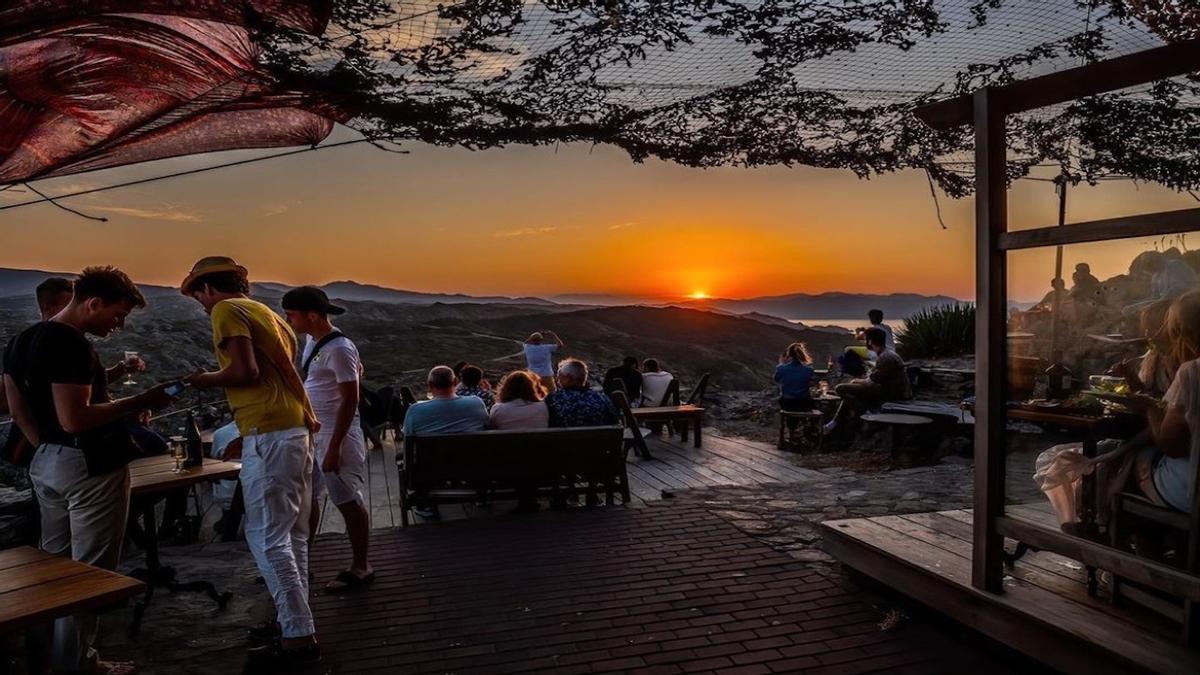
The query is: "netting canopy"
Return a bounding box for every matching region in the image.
[2,1,1198,196]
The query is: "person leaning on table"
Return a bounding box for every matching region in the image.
[3,266,172,675]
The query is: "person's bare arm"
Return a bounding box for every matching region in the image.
[1146,404,1190,459]
[545,330,564,347]
[0,382,8,417]
[51,382,170,435]
[187,336,260,388]
[5,375,38,446]
[322,381,360,472]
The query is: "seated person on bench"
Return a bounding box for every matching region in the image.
[639,358,675,407]
[776,342,816,437]
[825,327,911,434]
[402,366,489,436]
[603,357,642,404]
[401,366,489,519]
[546,359,618,427]
[488,370,549,430]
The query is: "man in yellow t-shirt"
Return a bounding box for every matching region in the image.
[181,256,321,669]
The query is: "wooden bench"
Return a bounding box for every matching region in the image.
[397,426,626,526]
[632,405,705,448]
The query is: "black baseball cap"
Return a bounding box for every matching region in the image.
[281,286,346,316]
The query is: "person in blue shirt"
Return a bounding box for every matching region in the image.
[775,343,816,440]
[402,366,490,436]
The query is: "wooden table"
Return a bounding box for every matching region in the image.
[129,455,240,496]
[126,456,241,634]
[0,547,143,635]
[633,405,705,448]
[861,413,933,455]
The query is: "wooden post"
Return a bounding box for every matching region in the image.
[973,87,1007,593]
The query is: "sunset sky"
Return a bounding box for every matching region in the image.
[1,126,1196,303]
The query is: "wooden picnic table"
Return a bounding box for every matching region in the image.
[633,405,705,448]
[0,546,143,635]
[126,455,241,634]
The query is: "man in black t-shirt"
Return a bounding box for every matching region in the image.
[602,356,642,404]
[2,267,170,675]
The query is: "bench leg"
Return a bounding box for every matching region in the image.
[693,418,702,448]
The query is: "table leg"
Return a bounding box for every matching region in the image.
[693,416,702,448]
[679,419,689,444]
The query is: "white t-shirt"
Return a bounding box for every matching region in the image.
[641,371,675,406]
[872,322,897,352]
[301,333,362,426]
[1156,359,1199,512]
[523,343,558,377]
[488,399,550,430]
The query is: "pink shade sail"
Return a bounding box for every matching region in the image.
[0,0,333,38]
[0,5,337,184]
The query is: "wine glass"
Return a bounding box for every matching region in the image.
[122,351,139,386]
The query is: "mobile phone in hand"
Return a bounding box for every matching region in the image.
[164,382,188,398]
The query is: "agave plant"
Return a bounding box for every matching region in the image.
[896,303,976,359]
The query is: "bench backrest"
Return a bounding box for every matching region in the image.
[402,426,624,483]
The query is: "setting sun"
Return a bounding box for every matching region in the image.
[688,291,710,300]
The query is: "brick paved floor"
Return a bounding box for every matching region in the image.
[309,502,1011,674]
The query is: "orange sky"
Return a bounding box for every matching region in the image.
[1,127,1195,303]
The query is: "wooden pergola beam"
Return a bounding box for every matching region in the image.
[1000,206,1200,251]
[916,38,1200,130]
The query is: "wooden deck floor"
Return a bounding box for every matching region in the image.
[316,430,821,534]
[822,505,1200,675]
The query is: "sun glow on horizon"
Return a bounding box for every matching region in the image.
[688,290,710,300]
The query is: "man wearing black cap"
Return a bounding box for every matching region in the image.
[282,286,374,592]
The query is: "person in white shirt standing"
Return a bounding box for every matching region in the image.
[523,331,564,393]
[282,286,374,592]
[867,309,896,352]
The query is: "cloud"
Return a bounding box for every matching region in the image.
[92,205,204,223]
[493,226,558,238]
[260,202,289,217]
[608,221,638,230]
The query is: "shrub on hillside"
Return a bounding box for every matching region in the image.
[896,303,975,359]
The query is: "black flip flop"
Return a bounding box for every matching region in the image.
[324,569,376,593]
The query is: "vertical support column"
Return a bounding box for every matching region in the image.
[973,87,1007,593]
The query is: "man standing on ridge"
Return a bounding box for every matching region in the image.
[282,285,374,593]
[180,256,321,669]
[523,330,563,393]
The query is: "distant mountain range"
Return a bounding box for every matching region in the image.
[0,267,961,321]
[679,292,965,322]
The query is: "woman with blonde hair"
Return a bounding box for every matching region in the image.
[488,370,549,430]
[775,342,816,442]
[1131,290,1200,514]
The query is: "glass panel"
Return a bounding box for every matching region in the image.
[1005,170,1199,233]
[1002,231,1197,572]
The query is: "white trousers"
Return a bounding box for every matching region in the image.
[240,427,315,639]
[29,444,130,673]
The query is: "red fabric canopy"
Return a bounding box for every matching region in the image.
[0,1,337,184]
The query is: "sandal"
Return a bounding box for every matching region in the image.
[323,569,376,593]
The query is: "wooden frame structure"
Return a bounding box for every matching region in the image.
[915,38,1200,600]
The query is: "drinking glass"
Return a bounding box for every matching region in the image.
[172,442,186,473]
[123,351,139,386]
[818,381,830,397]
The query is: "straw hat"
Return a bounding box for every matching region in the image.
[180,255,247,294]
